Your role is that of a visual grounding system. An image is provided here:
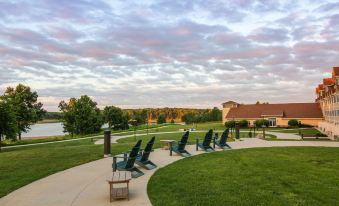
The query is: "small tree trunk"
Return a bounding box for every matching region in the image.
[0,133,2,152]
[17,122,21,141]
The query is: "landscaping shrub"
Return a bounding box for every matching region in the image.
[224,120,236,128]
[239,119,249,128]
[254,119,269,127]
[299,123,313,128]
[315,132,327,137]
[288,119,299,127]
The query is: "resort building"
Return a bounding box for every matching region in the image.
[316,67,339,140]
[222,101,323,127]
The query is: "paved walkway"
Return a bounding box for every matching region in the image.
[266,131,301,140]
[94,130,302,145]
[1,138,339,206]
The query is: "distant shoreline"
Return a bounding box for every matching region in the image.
[22,135,65,140]
[36,119,61,124]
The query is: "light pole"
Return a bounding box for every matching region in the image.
[262,125,267,139]
[147,109,149,135]
[129,119,137,141]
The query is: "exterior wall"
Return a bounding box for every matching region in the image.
[277,118,322,127]
[317,90,339,140]
[222,108,231,124]
[318,121,339,140]
[222,102,239,124]
[224,117,322,127]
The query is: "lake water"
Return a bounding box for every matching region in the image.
[22,122,66,138]
[21,123,109,139]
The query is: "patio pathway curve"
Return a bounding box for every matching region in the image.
[94,129,303,145]
[1,138,339,206]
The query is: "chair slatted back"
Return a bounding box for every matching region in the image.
[202,129,213,147]
[219,129,229,145]
[126,140,142,168]
[140,136,155,162]
[178,131,189,151]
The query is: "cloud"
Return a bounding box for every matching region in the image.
[0,0,338,111]
[248,27,290,43]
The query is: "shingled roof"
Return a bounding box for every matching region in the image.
[226,103,323,119]
[333,67,339,76]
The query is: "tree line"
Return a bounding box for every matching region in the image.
[1,84,222,142]
[181,107,222,124]
[45,107,222,123]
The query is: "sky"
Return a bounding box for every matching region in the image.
[0,0,338,111]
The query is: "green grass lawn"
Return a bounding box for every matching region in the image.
[274,128,325,136]
[148,147,339,206]
[113,122,227,136]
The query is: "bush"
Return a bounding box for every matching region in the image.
[299,123,313,128]
[225,120,236,128]
[288,119,299,127]
[170,119,175,124]
[239,119,249,128]
[315,132,327,137]
[255,119,269,127]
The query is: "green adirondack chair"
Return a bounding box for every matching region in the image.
[214,129,231,149]
[112,140,144,178]
[135,136,157,170]
[196,129,214,152]
[171,131,191,157]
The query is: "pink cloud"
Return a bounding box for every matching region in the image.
[174,27,192,36]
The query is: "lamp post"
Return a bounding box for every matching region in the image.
[0,134,2,152]
[147,109,149,135]
[235,122,240,140]
[253,124,256,138]
[129,119,137,141]
[262,125,267,139]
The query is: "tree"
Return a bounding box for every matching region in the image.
[288,119,299,127]
[1,84,46,140]
[210,107,222,121]
[157,114,167,124]
[181,112,196,124]
[119,112,130,130]
[103,106,123,129]
[133,109,148,125]
[0,100,18,144]
[59,95,103,135]
[58,98,77,137]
